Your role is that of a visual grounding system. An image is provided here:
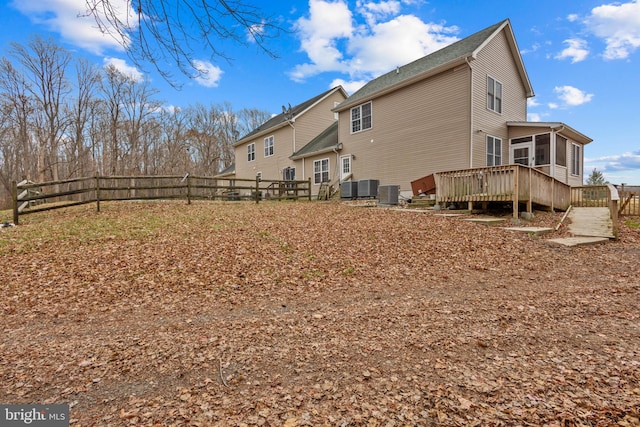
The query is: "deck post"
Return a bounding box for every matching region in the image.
[527,167,532,213]
[512,166,519,218]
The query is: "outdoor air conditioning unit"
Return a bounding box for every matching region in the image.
[341,181,358,199]
[378,185,400,205]
[358,179,379,198]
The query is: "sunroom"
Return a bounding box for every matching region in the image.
[506,122,593,187]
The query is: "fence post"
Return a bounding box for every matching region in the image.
[95,174,101,212]
[308,178,312,201]
[12,180,19,225]
[255,176,260,204]
[187,174,192,205]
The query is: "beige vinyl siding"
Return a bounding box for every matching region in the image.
[294,92,345,150]
[338,66,471,191]
[234,125,294,181]
[234,90,346,182]
[472,28,528,168]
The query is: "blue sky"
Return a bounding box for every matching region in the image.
[1,0,639,184]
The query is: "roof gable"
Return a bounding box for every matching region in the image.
[290,121,339,160]
[235,86,347,145]
[337,19,533,110]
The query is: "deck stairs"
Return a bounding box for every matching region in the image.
[567,207,615,239]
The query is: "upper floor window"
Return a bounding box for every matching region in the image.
[486,136,502,166]
[351,101,372,133]
[264,136,274,157]
[247,143,255,162]
[487,76,503,114]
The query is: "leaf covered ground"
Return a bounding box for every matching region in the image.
[1,201,639,426]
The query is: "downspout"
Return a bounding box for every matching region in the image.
[466,56,474,168]
[285,118,297,179]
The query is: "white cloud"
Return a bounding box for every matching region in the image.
[554,85,593,106]
[567,14,580,22]
[247,21,266,43]
[527,98,540,107]
[585,0,640,60]
[10,0,135,54]
[103,57,143,81]
[348,16,458,77]
[290,0,354,81]
[556,38,589,63]
[192,59,223,88]
[290,0,459,87]
[585,150,640,175]
[527,113,542,122]
[357,0,402,27]
[330,78,368,95]
[548,102,559,109]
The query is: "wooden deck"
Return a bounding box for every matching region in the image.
[435,165,571,218]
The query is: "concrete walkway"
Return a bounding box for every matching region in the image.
[567,207,615,239]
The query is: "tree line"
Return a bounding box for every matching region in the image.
[0,37,271,208]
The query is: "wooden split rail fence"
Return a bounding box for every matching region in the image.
[12,175,312,224]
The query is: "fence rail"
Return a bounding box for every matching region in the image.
[12,174,312,224]
[617,185,640,216]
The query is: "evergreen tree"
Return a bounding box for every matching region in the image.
[586,168,608,185]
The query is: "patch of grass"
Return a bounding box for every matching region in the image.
[625,219,639,228]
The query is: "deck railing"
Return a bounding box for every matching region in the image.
[435,165,571,217]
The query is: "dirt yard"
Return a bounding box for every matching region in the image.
[1,201,639,426]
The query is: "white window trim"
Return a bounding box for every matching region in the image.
[486,135,502,166]
[571,143,581,176]
[313,158,330,185]
[247,143,255,162]
[350,101,372,134]
[487,75,503,114]
[264,135,274,158]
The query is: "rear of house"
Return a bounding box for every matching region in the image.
[232,87,347,197]
[333,19,590,196]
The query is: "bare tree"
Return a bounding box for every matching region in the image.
[0,58,35,184]
[101,64,129,174]
[82,0,284,87]
[120,76,161,173]
[66,58,102,177]
[9,37,72,183]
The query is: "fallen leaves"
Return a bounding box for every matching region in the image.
[0,202,639,425]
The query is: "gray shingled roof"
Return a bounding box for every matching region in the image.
[236,87,342,144]
[290,121,338,160]
[337,19,510,109]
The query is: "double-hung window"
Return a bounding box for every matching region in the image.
[487,76,503,114]
[571,143,581,176]
[486,136,502,166]
[264,136,274,157]
[313,158,329,184]
[247,143,255,162]
[350,101,372,133]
